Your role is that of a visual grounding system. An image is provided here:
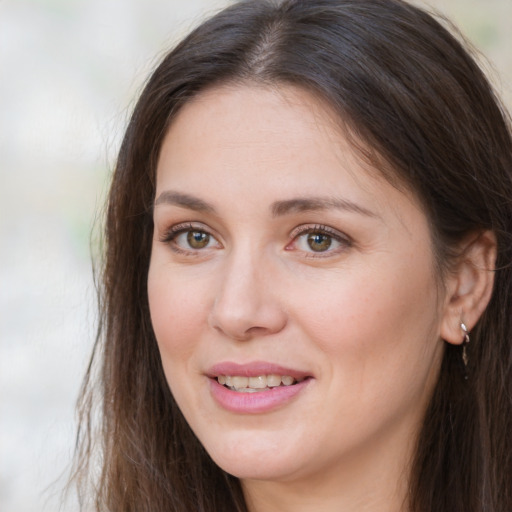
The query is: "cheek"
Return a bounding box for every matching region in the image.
[293,252,441,384]
[147,262,214,425]
[147,261,209,361]
[290,266,442,453]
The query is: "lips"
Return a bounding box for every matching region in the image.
[206,361,312,413]
[207,361,310,380]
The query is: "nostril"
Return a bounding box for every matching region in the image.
[209,307,287,341]
[208,261,288,339]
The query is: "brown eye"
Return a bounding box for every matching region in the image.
[291,226,349,257]
[307,233,332,252]
[187,231,210,249]
[162,225,221,254]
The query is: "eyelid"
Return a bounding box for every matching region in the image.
[159,222,203,243]
[159,222,222,252]
[290,222,345,236]
[158,222,351,257]
[287,224,352,256]
[289,224,351,242]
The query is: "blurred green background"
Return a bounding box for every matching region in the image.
[0,1,510,511]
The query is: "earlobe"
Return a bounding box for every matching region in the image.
[440,230,497,346]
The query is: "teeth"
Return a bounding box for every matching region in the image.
[216,374,303,391]
[281,375,294,386]
[231,376,249,389]
[267,374,281,387]
[248,376,266,388]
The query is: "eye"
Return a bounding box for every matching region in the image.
[289,225,351,256]
[160,223,221,253]
[303,232,333,252]
[182,230,212,249]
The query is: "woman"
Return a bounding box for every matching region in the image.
[72,0,512,510]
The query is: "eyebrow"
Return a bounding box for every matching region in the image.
[154,191,216,213]
[154,190,378,218]
[270,196,378,218]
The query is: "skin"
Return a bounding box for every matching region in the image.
[147,84,494,512]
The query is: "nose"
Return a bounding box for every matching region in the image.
[208,247,287,341]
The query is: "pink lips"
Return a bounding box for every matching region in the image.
[207,361,312,414]
[208,361,310,379]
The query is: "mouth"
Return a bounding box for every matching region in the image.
[216,374,307,393]
[207,362,312,413]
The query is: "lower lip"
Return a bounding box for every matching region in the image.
[209,378,311,414]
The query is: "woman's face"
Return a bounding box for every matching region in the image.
[148,84,447,485]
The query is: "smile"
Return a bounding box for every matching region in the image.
[217,374,305,392]
[208,363,312,413]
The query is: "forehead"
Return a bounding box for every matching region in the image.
[159,85,368,185]
[162,83,342,155]
[155,83,421,222]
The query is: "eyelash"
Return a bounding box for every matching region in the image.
[159,222,219,256]
[159,222,352,257]
[288,224,352,258]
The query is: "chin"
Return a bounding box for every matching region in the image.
[198,428,313,482]
[214,456,302,482]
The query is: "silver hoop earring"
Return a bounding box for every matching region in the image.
[461,322,470,376]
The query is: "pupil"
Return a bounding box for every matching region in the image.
[307,233,331,252]
[187,231,209,249]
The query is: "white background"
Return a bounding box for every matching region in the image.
[0,1,510,511]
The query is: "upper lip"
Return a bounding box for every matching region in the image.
[206,361,311,379]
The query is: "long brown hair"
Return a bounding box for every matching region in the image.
[72,1,512,510]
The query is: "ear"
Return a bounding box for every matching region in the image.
[440,230,497,345]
